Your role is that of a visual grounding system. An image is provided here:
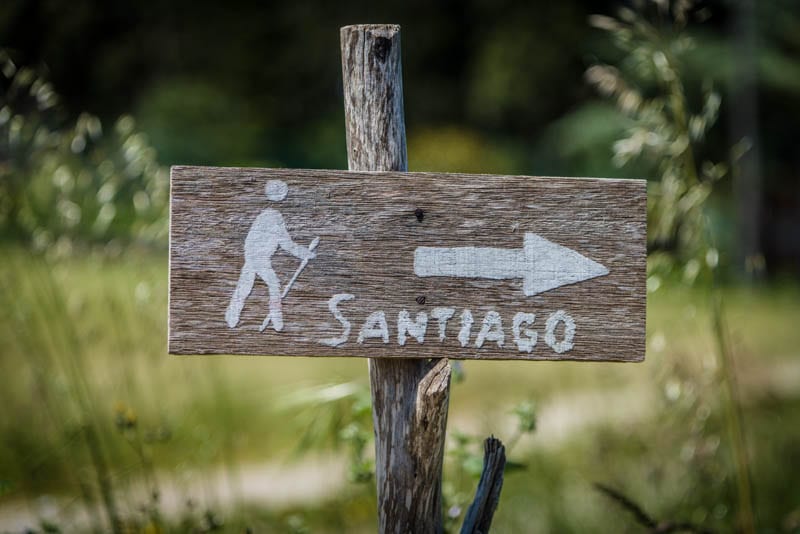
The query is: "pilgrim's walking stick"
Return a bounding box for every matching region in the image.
[260,236,320,332]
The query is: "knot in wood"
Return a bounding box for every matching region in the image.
[372,36,392,63]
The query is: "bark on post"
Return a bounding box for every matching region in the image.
[340,24,452,533]
[460,437,506,534]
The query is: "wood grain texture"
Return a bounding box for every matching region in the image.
[341,24,407,172]
[460,437,506,534]
[168,167,647,362]
[342,24,450,534]
[367,357,450,533]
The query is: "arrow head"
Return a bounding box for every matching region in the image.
[522,233,609,296]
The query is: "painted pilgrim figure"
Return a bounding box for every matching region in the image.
[225,180,316,331]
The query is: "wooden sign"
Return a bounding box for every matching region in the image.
[169,166,646,361]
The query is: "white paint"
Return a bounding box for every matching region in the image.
[397,310,427,346]
[458,309,473,347]
[430,307,455,342]
[475,311,505,348]
[512,312,537,353]
[320,293,355,347]
[413,232,609,297]
[261,236,320,332]
[225,180,317,332]
[358,311,389,344]
[544,310,576,353]
[265,179,288,201]
[316,293,578,354]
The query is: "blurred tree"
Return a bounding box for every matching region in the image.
[1,0,799,273]
[0,50,168,250]
[728,0,763,279]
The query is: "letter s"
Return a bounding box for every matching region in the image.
[320,293,355,347]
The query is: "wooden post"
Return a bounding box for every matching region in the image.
[460,437,506,534]
[340,24,452,533]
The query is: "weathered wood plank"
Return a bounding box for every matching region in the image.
[168,166,646,362]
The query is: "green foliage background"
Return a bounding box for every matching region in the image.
[1,1,799,533]
[1,0,799,272]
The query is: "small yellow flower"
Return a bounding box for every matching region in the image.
[113,402,137,430]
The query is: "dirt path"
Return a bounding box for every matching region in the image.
[0,455,348,532]
[2,359,798,532]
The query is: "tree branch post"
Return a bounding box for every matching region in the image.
[340,24,452,534]
[460,437,506,534]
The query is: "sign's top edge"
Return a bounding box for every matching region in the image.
[169,165,648,185]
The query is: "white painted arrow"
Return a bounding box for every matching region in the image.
[413,232,609,296]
